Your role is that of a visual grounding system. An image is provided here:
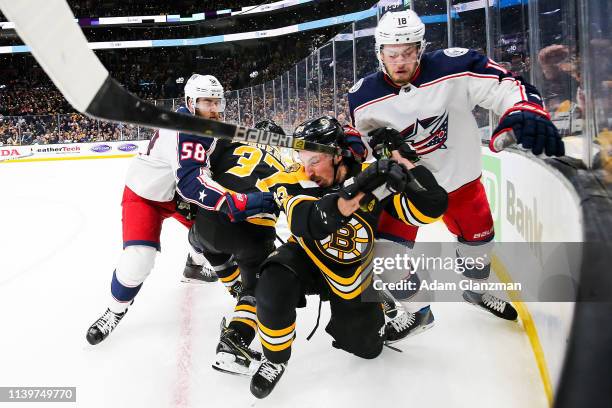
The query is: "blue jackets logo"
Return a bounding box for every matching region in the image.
[91,144,111,153]
[400,112,450,155]
[118,143,138,152]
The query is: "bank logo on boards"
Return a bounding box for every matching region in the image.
[481,153,502,240]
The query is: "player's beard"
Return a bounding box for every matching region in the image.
[197,109,222,120]
[386,61,418,86]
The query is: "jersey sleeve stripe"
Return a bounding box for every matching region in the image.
[285,195,317,228]
[502,77,527,100]
[485,59,509,74]
[353,93,397,114]
[407,199,440,224]
[399,195,431,227]
[392,194,412,225]
[419,72,500,88]
[297,236,374,286]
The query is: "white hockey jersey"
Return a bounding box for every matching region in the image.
[124,106,226,207]
[348,48,543,192]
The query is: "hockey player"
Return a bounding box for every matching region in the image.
[85,74,273,345]
[250,116,448,398]
[182,118,292,376]
[348,10,564,325]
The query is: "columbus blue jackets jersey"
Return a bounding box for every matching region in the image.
[126,106,287,226]
[348,48,543,192]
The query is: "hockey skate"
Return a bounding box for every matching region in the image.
[385,306,435,344]
[380,289,398,320]
[212,318,261,376]
[86,306,130,345]
[463,290,518,321]
[181,254,218,283]
[250,358,287,399]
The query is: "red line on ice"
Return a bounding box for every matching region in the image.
[173,285,195,408]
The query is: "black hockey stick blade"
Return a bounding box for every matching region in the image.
[0,0,338,155]
[87,77,338,155]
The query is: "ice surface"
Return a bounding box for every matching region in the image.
[0,158,547,408]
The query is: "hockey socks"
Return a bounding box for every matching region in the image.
[110,270,142,314]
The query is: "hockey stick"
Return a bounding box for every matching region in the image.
[0,150,34,162]
[0,0,338,156]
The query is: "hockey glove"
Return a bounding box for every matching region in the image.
[491,102,564,156]
[340,159,408,208]
[368,127,419,162]
[220,192,277,223]
[341,124,367,162]
[312,193,351,235]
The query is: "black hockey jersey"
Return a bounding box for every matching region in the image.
[271,162,446,300]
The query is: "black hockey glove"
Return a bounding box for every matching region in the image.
[312,193,351,236]
[219,192,278,223]
[368,127,420,162]
[340,159,408,207]
[491,102,564,156]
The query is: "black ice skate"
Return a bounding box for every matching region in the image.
[463,290,518,321]
[212,318,261,376]
[181,254,218,283]
[86,307,129,345]
[380,290,398,320]
[385,306,435,344]
[250,358,287,399]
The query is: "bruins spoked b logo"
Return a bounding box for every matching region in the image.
[316,214,373,264]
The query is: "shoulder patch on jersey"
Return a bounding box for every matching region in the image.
[443,48,469,57]
[349,78,364,94]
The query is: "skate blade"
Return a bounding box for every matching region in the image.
[180,277,218,284]
[463,299,518,321]
[212,353,260,377]
[386,321,436,345]
[473,306,518,321]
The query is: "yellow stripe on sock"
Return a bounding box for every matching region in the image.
[258,321,296,337]
[220,268,240,283]
[232,318,257,331]
[259,336,293,352]
[235,304,256,313]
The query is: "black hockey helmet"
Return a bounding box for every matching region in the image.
[293,115,366,177]
[293,115,344,146]
[254,119,285,135]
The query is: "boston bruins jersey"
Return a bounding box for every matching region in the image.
[271,163,444,300]
[208,140,287,195]
[176,131,289,226]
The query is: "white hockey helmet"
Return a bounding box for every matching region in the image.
[375,10,426,74]
[184,74,226,113]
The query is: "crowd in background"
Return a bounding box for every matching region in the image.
[0,29,527,147]
[0,0,266,21]
[0,1,365,48]
[2,0,605,149]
